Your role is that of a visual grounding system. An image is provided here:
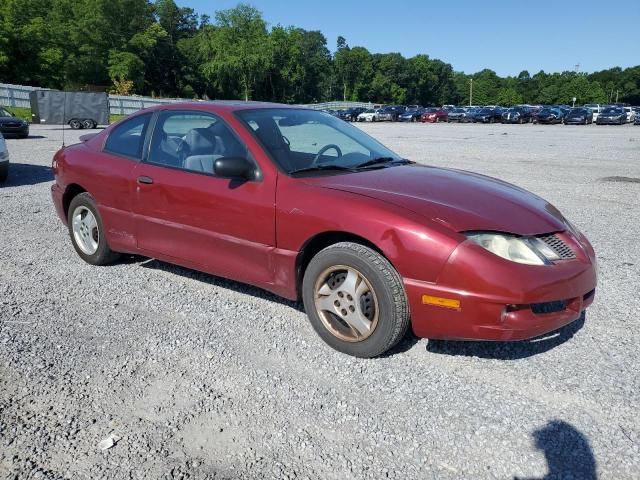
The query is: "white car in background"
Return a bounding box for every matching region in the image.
[624,107,636,123]
[0,134,9,182]
[357,108,384,122]
[584,104,604,123]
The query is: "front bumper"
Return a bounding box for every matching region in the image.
[596,117,624,124]
[404,231,597,341]
[0,124,29,137]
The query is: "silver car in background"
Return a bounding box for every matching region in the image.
[0,134,9,182]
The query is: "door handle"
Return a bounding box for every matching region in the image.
[137,176,154,185]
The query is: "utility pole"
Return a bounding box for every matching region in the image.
[469,78,473,106]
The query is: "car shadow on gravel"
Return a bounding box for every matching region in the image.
[138,258,304,311]
[2,163,53,186]
[425,313,585,360]
[514,420,597,480]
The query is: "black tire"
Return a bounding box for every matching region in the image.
[69,119,82,130]
[302,242,410,358]
[0,162,8,182]
[81,119,95,129]
[67,192,120,265]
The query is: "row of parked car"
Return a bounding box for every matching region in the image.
[327,104,640,126]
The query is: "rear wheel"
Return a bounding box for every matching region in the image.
[67,193,120,265]
[302,242,410,358]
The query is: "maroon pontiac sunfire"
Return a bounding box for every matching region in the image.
[51,102,597,357]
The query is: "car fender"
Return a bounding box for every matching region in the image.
[275,178,463,290]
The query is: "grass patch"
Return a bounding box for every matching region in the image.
[1,106,127,124]
[2,106,32,122]
[109,114,128,123]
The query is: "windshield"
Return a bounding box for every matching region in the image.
[236,108,403,175]
[0,107,13,117]
[602,107,622,114]
[569,108,586,115]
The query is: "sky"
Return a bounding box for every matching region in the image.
[176,0,639,77]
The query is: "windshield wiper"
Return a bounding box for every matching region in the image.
[355,157,412,170]
[289,164,356,175]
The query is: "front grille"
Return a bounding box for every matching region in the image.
[538,234,576,260]
[531,300,567,315]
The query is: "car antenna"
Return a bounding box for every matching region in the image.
[61,90,66,148]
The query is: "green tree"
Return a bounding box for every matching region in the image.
[200,4,270,101]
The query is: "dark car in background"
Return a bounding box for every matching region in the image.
[0,133,9,182]
[399,107,424,122]
[595,106,627,125]
[501,107,533,124]
[0,107,29,138]
[382,105,407,121]
[448,107,473,123]
[534,108,564,125]
[472,107,503,123]
[420,108,448,123]
[338,107,367,122]
[563,108,593,125]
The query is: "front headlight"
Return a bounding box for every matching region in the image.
[465,232,550,265]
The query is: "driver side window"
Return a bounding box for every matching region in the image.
[148,111,249,175]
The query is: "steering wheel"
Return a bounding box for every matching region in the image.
[312,144,343,165]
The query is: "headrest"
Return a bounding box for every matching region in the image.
[185,128,220,156]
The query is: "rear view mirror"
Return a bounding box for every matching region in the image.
[214,156,254,179]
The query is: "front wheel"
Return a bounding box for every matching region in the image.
[0,162,8,182]
[82,119,95,129]
[67,192,120,265]
[69,119,82,129]
[302,242,410,358]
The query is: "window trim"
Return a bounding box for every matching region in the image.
[102,112,153,161]
[142,109,262,182]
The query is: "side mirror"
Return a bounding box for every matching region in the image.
[214,156,254,179]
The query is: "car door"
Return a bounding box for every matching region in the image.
[132,109,277,287]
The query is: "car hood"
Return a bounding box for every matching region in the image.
[305,165,566,235]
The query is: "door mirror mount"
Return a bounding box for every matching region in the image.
[214,156,254,179]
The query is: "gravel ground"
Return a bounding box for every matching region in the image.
[1,122,639,479]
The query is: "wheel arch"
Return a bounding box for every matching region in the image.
[63,183,87,218]
[295,231,386,299]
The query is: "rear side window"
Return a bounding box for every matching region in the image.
[104,113,152,159]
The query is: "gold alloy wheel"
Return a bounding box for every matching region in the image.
[313,265,379,342]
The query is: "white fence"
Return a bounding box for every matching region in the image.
[0,83,37,108]
[0,82,374,116]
